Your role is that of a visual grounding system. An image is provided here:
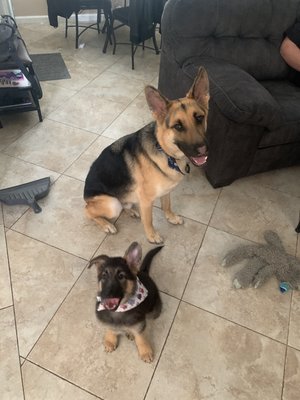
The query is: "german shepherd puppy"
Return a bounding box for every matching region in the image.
[88,242,162,363]
[84,67,209,243]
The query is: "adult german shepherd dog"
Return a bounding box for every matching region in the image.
[84,67,209,243]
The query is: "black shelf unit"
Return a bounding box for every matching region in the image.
[0,70,42,126]
[0,18,43,128]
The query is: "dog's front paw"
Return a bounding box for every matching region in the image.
[140,349,154,363]
[126,332,134,341]
[147,231,164,244]
[104,340,117,353]
[166,212,184,225]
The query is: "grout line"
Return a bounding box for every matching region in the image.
[280,286,295,399]
[143,297,182,400]
[8,226,90,261]
[23,232,108,361]
[22,359,103,400]
[2,204,27,400]
[182,298,291,347]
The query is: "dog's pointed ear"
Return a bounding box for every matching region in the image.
[88,255,108,273]
[145,86,170,122]
[124,242,142,272]
[186,67,210,107]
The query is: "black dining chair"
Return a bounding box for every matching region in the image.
[103,0,164,69]
[65,0,112,50]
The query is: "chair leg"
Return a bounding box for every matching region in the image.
[102,6,113,52]
[152,27,159,55]
[65,18,68,38]
[75,12,79,49]
[112,20,117,55]
[97,8,101,33]
[131,42,135,70]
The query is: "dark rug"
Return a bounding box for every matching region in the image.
[29,53,71,81]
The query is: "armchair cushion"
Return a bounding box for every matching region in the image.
[183,57,283,130]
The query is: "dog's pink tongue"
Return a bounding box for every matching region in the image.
[190,145,207,166]
[102,298,120,310]
[190,155,208,166]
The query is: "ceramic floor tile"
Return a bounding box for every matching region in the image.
[47,53,112,92]
[0,114,39,151]
[83,70,145,105]
[0,154,60,228]
[146,302,285,400]
[7,230,87,357]
[103,93,152,140]
[18,22,57,46]
[109,44,160,83]
[289,291,300,350]
[0,307,24,400]
[48,91,125,134]
[39,82,77,117]
[64,135,114,181]
[28,268,179,400]
[96,208,206,298]
[166,166,220,224]
[210,180,299,254]
[12,175,106,259]
[0,222,12,308]
[283,347,300,400]
[4,119,97,173]
[183,228,291,342]
[241,166,300,198]
[22,361,99,400]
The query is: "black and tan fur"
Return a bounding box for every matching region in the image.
[84,67,210,243]
[88,242,162,362]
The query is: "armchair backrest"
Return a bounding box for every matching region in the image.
[162,0,300,80]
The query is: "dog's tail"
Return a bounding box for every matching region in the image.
[140,246,163,275]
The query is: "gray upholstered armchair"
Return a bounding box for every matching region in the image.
[158,0,300,188]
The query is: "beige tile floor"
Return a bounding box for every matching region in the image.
[0,18,300,400]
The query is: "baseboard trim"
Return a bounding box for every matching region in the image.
[15,15,49,24]
[15,13,99,24]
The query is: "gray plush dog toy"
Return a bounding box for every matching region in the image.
[222,230,300,291]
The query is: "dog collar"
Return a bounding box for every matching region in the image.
[156,143,190,175]
[96,277,148,312]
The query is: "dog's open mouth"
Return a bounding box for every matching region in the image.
[101,297,121,311]
[189,146,208,166]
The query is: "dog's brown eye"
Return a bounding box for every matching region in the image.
[173,123,184,132]
[118,272,126,280]
[195,115,204,123]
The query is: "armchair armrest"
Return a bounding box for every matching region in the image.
[183,58,283,129]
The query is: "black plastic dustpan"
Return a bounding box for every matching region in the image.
[0,177,50,213]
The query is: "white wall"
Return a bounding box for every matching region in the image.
[12,0,47,17]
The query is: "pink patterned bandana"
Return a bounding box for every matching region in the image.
[96,277,148,312]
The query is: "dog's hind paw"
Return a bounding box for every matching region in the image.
[127,208,140,218]
[103,222,117,234]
